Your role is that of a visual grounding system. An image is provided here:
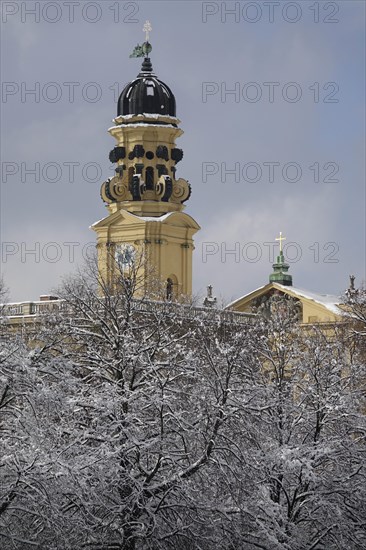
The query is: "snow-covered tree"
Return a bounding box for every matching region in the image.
[209,296,366,550]
[1,273,365,550]
[0,259,253,549]
[342,282,366,366]
[343,282,366,327]
[0,277,7,304]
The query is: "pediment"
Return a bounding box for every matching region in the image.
[227,283,342,322]
[91,210,200,231]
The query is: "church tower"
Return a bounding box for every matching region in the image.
[92,24,200,299]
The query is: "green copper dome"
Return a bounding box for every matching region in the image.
[269,250,293,286]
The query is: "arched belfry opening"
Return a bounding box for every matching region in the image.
[166,275,178,301]
[166,278,173,301]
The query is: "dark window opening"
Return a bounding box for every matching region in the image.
[146,167,154,190]
[166,278,173,301]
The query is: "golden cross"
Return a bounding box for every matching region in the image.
[143,20,152,41]
[275,232,286,252]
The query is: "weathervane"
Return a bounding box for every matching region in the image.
[275,232,286,253]
[130,20,153,58]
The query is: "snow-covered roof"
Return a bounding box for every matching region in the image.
[117,113,179,122]
[227,283,342,316]
[226,284,267,309]
[276,284,341,315]
[109,123,178,131]
[130,212,175,223]
[90,217,105,227]
[90,211,177,229]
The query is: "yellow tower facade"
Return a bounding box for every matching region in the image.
[92,38,200,299]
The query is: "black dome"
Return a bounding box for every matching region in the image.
[117,58,176,117]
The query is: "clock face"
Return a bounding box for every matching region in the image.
[115,244,136,270]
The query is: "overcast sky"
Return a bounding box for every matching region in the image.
[1,0,365,303]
